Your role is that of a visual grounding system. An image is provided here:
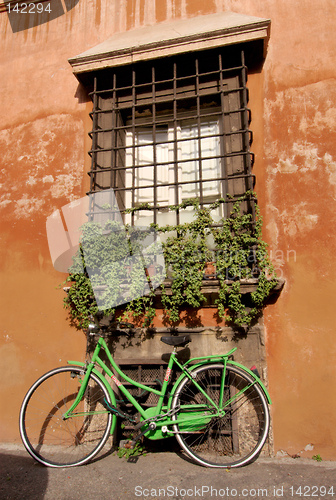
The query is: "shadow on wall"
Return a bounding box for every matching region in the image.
[6,0,80,33]
[0,452,48,499]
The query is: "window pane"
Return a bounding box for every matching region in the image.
[179,119,220,202]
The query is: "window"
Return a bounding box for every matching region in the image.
[88,46,255,225]
[124,117,222,215]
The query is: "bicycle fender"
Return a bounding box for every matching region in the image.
[67,361,117,407]
[227,360,272,404]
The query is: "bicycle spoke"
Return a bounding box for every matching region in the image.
[19,367,113,467]
[172,364,269,468]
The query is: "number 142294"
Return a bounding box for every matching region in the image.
[7,3,52,14]
[289,486,334,497]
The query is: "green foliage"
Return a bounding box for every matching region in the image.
[63,193,277,329]
[312,454,322,462]
[63,220,158,328]
[211,198,277,326]
[63,248,100,329]
[116,438,146,460]
[159,201,212,323]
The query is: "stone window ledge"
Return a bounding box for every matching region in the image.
[64,277,284,294]
[159,277,285,296]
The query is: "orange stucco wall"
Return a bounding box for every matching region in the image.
[1,0,336,460]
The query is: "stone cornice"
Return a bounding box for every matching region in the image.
[69,12,270,74]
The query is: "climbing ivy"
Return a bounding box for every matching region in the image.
[63,221,158,329]
[63,193,277,329]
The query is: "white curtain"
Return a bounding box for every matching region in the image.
[125,119,221,222]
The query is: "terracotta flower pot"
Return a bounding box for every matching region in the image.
[203,262,216,279]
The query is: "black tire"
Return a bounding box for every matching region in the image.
[19,366,114,467]
[171,363,270,468]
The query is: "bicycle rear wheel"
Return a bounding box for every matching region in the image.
[19,366,114,467]
[171,363,269,468]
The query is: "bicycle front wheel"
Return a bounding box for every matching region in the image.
[171,363,270,468]
[19,366,114,467]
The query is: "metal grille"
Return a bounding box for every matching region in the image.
[88,47,255,224]
[115,360,181,438]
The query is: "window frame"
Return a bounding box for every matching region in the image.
[87,47,256,225]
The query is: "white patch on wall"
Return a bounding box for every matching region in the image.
[26,175,38,186]
[323,153,336,189]
[0,114,84,220]
[50,172,82,200]
[304,443,314,451]
[279,203,318,237]
[275,142,319,174]
[42,175,54,183]
[14,194,44,218]
[0,195,12,208]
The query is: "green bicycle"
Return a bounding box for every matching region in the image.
[19,322,271,469]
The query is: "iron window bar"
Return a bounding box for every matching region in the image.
[88,130,252,151]
[87,149,254,173]
[89,65,246,96]
[88,48,255,224]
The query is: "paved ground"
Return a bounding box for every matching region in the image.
[1,444,335,500]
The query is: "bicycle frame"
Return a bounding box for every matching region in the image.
[65,336,271,439]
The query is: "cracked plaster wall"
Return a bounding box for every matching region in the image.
[260,9,336,460]
[261,78,336,461]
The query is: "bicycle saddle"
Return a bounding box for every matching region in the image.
[160,335,191,346]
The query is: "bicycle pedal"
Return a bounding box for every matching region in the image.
[127,456,139,463]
